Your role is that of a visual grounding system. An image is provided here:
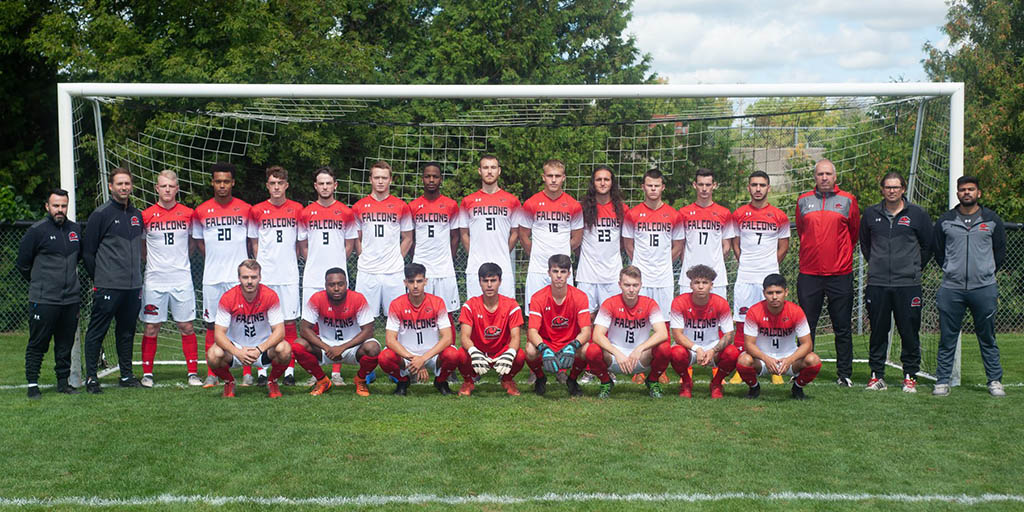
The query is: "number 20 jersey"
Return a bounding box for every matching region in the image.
[141,202,193,288]
[192,197,251,286]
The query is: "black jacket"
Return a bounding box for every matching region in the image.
[16,215,82,305]
[82,198,144,290]
[859,199,932,287]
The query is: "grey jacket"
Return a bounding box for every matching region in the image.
[82,198,144,290]
[934,205,1005,290]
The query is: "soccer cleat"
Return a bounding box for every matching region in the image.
[598,381,614,399]
[577,372,594,384]
[501,380,521,396]
[202,375,219,388]
[791,383,807,400]
[566,377,583,397]
[241,374,255,386]
[865,376,887,391]
[902,377,917,393]
[187,374,203,386]
[932,383,951,396]
[27,386,41,400]
[556,369,568,384]
[256,375,268,387]
[729,372,743,384]
[283,374,296,386]
[304,375,317,387]
[354,378,370,397]
[56,380,79,395]
[140,375,155,388]
[458,380,475,397]
[989,381,1006,397]
[393,380,410,396]
[366,370,377,384]
[331,373,346,386]
[631,372,647,385]
[771,374,785,385]
[836,377,854,387]
[85,377,102,394]
[434,378,453,396]
[744,383,761,399]
[646,381,663,398]
[119,376,143,388]
[309,376,332,396]
[533,375,547,396]
[267,380,282,398]
[710,382,724,399]
[679,376,693,398]
[222,380,236,398]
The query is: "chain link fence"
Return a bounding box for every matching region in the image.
[2,220,1021,378]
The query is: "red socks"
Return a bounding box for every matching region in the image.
[205,330,216,377]
[648,342,672,382]
[291,342,325,380]
[212,365,234,382]
[181,333,199,374]
[736,363,759,387]
[795,363,821,387]
[567,352,588,380]
[269,361,287,382]
[526,356,545,378]
[377,348,407,381]
[141,335,157,374]
[669,345,691,377]
[585,343,611,382]
[712,345,739,387]
[357,353,378,379]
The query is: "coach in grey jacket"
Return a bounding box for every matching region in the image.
[932,175,1006,397]
[81,167,145,393]
[859,172,931,393]
[16,189,82,399]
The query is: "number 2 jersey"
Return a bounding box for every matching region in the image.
[301,289,375,347]
[669,292,734,350]
[577,201,623,285]
[298,200,358,289]
[410,194,460,278]
[743,300,809,358]
[733,203,790,284]
[215,284,283,347]
[248,199,302,286]
[386,293,451,356]
[594,294,664,354]
[141,202,193,288]
[353,194,413,275]
[192,197,252,286]
[678,202,736,289]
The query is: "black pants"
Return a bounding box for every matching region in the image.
[865,285,922,379]
[797,272,854,379]
[84,288,141,379]
[26,302,81,383]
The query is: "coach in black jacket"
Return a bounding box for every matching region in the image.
[81,168,145,393]
[16,189,82,399]
[858,172,932,393]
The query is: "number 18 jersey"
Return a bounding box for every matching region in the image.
[142,202,193,288]
[192,197,251,286]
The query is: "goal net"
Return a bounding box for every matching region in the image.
[59,83,964,384]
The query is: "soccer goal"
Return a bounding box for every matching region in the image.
[56,82,965,384]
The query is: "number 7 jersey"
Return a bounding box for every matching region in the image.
[192,197,251,286]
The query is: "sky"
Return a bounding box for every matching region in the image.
[626,0,950,85]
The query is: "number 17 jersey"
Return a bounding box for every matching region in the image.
[192,197,251,286]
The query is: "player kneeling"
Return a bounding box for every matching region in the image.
[294,268,380,397]
[206,260,292,398]
[525,254,592,397]
[457,263,526,396]
[379,263,460,396]
[735,274,822,400]
[668,264,739,399]
[588,266,671,398]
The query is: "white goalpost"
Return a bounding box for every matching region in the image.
[56,82,966,386]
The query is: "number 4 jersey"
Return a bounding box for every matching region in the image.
[192,197,252,286]
[743,300,809,359]
[141,202,193,288]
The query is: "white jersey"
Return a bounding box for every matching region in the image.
[733,203,790,284]
[622,202,684,289]
[142,202,193,288]
[577,201,623,284]
[459,189,521,277]
[520,191,583,274]
[744,301,809,358]
[301,289,375,347]
[410,195,460,278]
[249,199,301,285]
[192,197,251,286]
[353,194,413,274]
[215,285,283,348]
[678,202,736,289]
[386,293,451,357]
[298,200,358,288]
[669,293,734,350]
[594,294,664,354]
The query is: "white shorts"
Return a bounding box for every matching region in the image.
[268,284,300,320]
[526,271,574,306]
[229,342,274,370]
[302,286,324,306]
[608,353,651,376]
[139,285,196,323]
[356,271,406,317]
[733,282,764,322]
[398,353,442,378]
[686,343,722,368]
[202,282,235,323]
[756,355,798,377]
[465,272,516,302]
[425,276,461,312]
[640,286,673,317]
[319,338,381,365]
[577,281,620,312]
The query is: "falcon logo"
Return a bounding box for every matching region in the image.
[143,304,160,316]
[739,306,749,315]
[131,216,140,226]
[980,223,991,232]
[835,203,843,209]
[483,326,502,339]
[910,297,922,307]
[783,317,789,323]
[551,316,570,328]
[425,307,434,314]
[898,216,911,227]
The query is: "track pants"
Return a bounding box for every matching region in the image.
[797,272,854,379]
[84,288,141,379]
[865,285,922,379]
[26,302,80,384]
[936,284,1001,385]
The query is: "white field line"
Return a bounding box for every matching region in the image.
[0,492,1022,507]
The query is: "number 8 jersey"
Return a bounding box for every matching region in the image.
[192,197,251,286]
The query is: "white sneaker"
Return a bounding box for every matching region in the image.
[331,373,346,386]
[902,377,917,393]
[989,381,1006,397]
[865,376,887,391]
[241,374,255,386]
[577,372,595,384]
[836,377,854,387]
[526,373,537,385]
[187,374,203,386]
[932,383,951,396]
[304,376,317,387]
[140,375,155,388]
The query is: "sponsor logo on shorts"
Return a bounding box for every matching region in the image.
[739,306,749,315]
[551,315,570,328]
[143,304,160,316]
[898,216,911,227]
[910,297,922,307]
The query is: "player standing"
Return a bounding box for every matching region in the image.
[459,155,520,299]
[525,254,592,397]
[410,163,461,315]
[576,165,626,313]
[138,170,200,387]
[192,163,252,388]
[678,168,736,299]
[519,159,583,304]
[295,268,380,396]
[378,263,459,395]
[668,264,739,399]
[587,266,671,398]
[353,161,413,317]
[622,168,684,316]
[735,274,822,400]
[248,166,303,386]
[206,260,292,398]
[456,263,525,397]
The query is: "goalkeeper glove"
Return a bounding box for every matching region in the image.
[539,343,558,374]
[493,348,516,375]
[468,346,490,375]
[556,340,582,370]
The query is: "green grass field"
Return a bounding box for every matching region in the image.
[1,331,1021,511]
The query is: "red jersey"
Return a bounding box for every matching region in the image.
[410,194,460,278]
[298,200,358,288]
[622,202,685,288]
[519,191,584,274]
[527,284,591,351]
[594,294,664,352]
[743,300,810,358]
[142,202,193,287]
[669,292,734,350]
[385,293,451,356]
[795,186,860,275]
[214,284,283,347]
[460,294,524,357]
[192,197,251,286]
[248,199,302,285]
[353,194,413,274]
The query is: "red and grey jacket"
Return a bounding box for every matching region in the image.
[795,185,860,276]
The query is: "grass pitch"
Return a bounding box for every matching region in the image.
[1,331,1021,511]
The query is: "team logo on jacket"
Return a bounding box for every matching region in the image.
[898,216,911,227]
[910,297,922,307]
[980,223,991,232]
[68,231,79,242]
[143,304,159,316]
[131,216,140,226]
[551,316,570,328]
[483,326,502,339]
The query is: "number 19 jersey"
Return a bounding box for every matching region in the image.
[192,197,251,286]
[142,202,193,288]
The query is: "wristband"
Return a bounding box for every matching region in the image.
[569,340,582,351]
[538,342,551,352]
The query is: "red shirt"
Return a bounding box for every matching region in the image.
[528,285,591,351]
[460,294,524,356]
[795,186,860,275]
